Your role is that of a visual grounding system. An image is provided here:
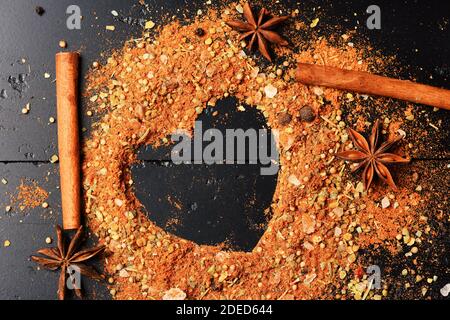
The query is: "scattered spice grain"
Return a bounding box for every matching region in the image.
[80,3,426,301]
[11,180,48,211]
[35,6,45,16]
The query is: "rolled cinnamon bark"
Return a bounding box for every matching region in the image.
[55,52,81,230]
[296,63,450,110]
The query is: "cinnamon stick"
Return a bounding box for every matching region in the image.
[55,52,81,230]
[296,63,450,110]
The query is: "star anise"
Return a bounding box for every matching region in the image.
[226,2,289,62]
[31,225,105,300]
[336,120,410,191]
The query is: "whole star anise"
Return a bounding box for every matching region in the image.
[226,2,289,62]
[336,120,410,191]
[31,225,105,300]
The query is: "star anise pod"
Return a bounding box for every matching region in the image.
[226,2,289,61]
[336,120,410,191]
[31,225,105,300]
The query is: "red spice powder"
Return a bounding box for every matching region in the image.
[81,4,424,300]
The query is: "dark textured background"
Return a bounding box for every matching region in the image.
[0,0,448,300]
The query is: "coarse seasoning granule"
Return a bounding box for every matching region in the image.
[83,5,423,300]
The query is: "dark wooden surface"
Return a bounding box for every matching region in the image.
[0,0,448,300]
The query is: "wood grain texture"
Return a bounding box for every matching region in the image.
[56,52,81,230]
[296,63,450,110]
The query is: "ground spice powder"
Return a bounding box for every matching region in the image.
[82,5,425,300]
[11,180,48,212]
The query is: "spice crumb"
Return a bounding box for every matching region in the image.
[59,40,67,48]
[145,21,155,29]
[4,240,11,247]
[299,106,315,122]
[381,197,391,209]
[81,5,429,301]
